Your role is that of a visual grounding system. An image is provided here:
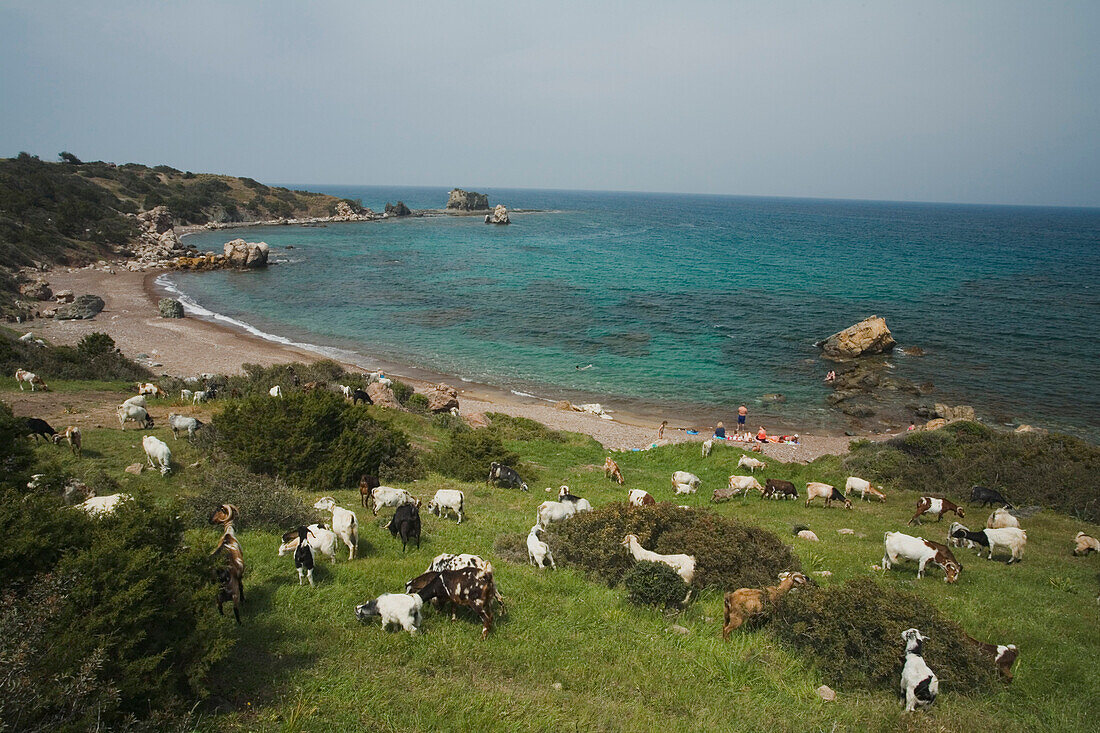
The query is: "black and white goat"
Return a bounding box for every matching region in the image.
[292,525,316,587]
[900,628,938,712]
[949,526,1027,564]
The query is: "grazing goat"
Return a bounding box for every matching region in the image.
[488,462,528,491]
[291,525,316,587]
[269,385,283,398]
[427,489,465,523]
[712,487,738,503]
[180,389,193,402]
[987,506,1020,529]
[352,388,371,405]
[622,533,695,599]
[845,476,886,502]
[737,455,766,473]
[948,521,974,549]
[367,486,417,516]
[536,499,577,528]
[117,403,153,430]
[279,524,338,564]
[15,369,48,391]
[949,526,1027,563]
[210,511,244,624]
[628,489,655,507]
[358,474,381,508]
[881,531,962,583]
[964,634,1019,682]
[557,486,593,513]
[314,497,359,560]
[356,594,423,635]
[142,435,172,475]
[52,426,82,456]
[604,457,624,485]
[1073,531,1100,556]
[137,382,166,398]
[387,502,422,551]
[805,482,852,509]
[701,439,714,458]
[763,478,798,500]
[722,571,808,638]
[191,390,209,404]
[900,629,938,712]
[728,475,764,496]
[527,525,555,569]
[25,417,56,442]
[168,412,203,439]
[909,496,965,525]
[970,485,1011,508]
[81,493,132,516]
[405,568,502,639]
[121,395,147,409]
[671,471,701,492]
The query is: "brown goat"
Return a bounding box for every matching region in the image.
[604,457,624,485]
[359,474,381,508]
[722,571,808,639]
[210,505,244,623]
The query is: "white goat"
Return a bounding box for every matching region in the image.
[142,435,172,475]
[117,403,152,429]
[987,507,1020,529]
[846,476,886,502]
[340,384,352,398]
[882,531,962,583]
[313,497,358,560]
[82,493,132,516]
[728,475,764,495]
[168,412,202,439]
[191,390,208,404]
[950,526,1028,563]
[671,471,701,492]
[180,389,193,402]
[621,533,695,585]
[701,439,714,458]
[367,486,417,516]
[536,499,577,528]
[527,525,556,569]
[557,486,593,513]
[901,629,938,712]
[278,523,339,563]
[269,385,283,398]
[427,489,465,523]
[737,455,766,473]
[355,593,423,635]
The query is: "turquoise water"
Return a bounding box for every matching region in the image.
[170,187,1100,439]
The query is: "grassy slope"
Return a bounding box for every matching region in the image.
[7,382,1099,732]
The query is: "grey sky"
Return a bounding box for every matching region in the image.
[2,1,1098,206]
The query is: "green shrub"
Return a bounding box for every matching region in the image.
[224,360,354,398]
[76,331,117,357]
[0,330,150,382]
[492,533,529,565]
[211,391,419,489]
[0,401,34,490]
[486,412,568,443]
[429,428,521,483]
[845,422,1100,521]
[390,379,414,405]
[623,561,689,609]
[431,412,465,431]
[182,461,311,529]
[772,577,996,694]
[406,393,430,415]
[546,503,800,590]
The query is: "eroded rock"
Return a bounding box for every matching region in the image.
[820,316,896,359]
[55,294,105,320]
[446,189,489,211]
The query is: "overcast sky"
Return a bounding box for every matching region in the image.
[2,1,1098,206]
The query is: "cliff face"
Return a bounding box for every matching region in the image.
[446,188,489,211]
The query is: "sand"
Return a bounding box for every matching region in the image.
[19,264,888,460]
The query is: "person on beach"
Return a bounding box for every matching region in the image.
[658,420,667,440]
[738,404,747,435]
[908,422,916,431]
[825,370,836,383]
[757,426,767,443]
[714,421,726,440]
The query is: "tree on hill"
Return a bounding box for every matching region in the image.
[58,151,83,165]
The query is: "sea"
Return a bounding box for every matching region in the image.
[165,187,1100,441]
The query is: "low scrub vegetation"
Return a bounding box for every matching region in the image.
[623,560,689,608]
[182,461,311,530]
[428,426,521,483]
[0,331,151,382]
[546,503,800,590]
[486,412,569,443]
[773,577,997,694]
[846,421,1100,521]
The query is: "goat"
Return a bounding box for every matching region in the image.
[964,634,1019,682]
[269,385,283,398]
[527,524,555,569]
[81,493,132,516]
[367,486,416,516]
[711,487,738,503]
[358,474,381,508]
[701,439,714,458]
[137,382,166,398]
[405,568,502,639]
[628,489,655,506]
[25,417,56,442]
[387,502,422,551]
[909,496,965,526]
[557,486,593,513]
[210,513,244,623]
[488,462,528,491]
[881,531,962,583]
[313,497,358,560]
[292,526,316,587]
[426,488,464,523]
[604,456,625,485]
[279,524,338,564]
[728,475,764,496]
[900,629,938,711]
[722,571,808,638]
[121,395,147,409]
[622,533,695,602]
[191,390,209,404]
[805,482,852,509]
[180,389,193,402]
[142,435,172,475]
[763,478,798,500]
[970,485,1011,508]
[987,506,1020,529]
[168,412,202,439]
[671,471,701,492]
[340,384,352,398]
[15,369,48,391]
[1073,531,1100,556]
[949,526,1027,563]
[536,499,577,528]
[737,455,766,473]
[352,388,372,405]
[117,403,153,430]
[52,426,82,456]
[948,521,974,549]
[845,476,886,502]
[355,594,423,635]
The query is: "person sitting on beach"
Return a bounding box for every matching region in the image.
[757,426,768,443]
[714,421,726,440]
[907,422,916,432]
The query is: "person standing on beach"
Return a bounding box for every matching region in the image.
[658,420,667,440]
[737,405,747,436]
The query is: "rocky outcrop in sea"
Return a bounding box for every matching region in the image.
[485,205,510,225]
[819,316,895,359]
[384,201,411,217]
[447,189,489,211]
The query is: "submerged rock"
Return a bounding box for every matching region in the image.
[446,189,489,211]
[820,316,896,359]
[55,294,105,320]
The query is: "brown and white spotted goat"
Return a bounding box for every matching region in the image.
[210,504,244,624]
[404,567,504,639]
[604,457,624,485]
[909,496,965,526]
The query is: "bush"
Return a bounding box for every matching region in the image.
[0,401,34,490]
[406,393,430,414]
[623,561,689,609]
[772,577,996,694]
[211,391,419,489]
[429,428,521,483]
[224,360,353,398]
[182,461,311,529]
[0,330,151,382]
[486,412,568,443]
[845,422,1100,521]
[492,533,529,565]
[546,503,800,590]
[390,379,414,405]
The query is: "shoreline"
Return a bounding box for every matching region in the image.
[20,263,889,459]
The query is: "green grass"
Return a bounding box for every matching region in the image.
[9,382,1100,731]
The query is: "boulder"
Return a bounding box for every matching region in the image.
[446,189,490,211]
[222,239,270,268]
[820,316,896,359]
[554,400,573,411]
[367,382,403,410]
[384,201,411,217]
[133,206,190,261]
[933,404,976,421]
[55,294,105,320]
[464,412,492,429]
[158,298,184,318]
[485,204,510,225]
[124,463,144,475]
[816,685,837,702]
[923,418,949,431]
[55,289,74,303]
[19,280,52,301]
[425,383,459,413]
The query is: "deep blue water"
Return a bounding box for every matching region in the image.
[169,187,1100,439]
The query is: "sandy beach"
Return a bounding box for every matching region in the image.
[19,263,883,460]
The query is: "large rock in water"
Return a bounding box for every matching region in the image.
[820,316,896,359]
[158,298,184,318]
[384,201,411,217]
[222,239,269,268]
[55,294,105,320]
[367,382,403,410]
[425,383,459,413]
[485,204,510,225]
[446,189,490,211]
